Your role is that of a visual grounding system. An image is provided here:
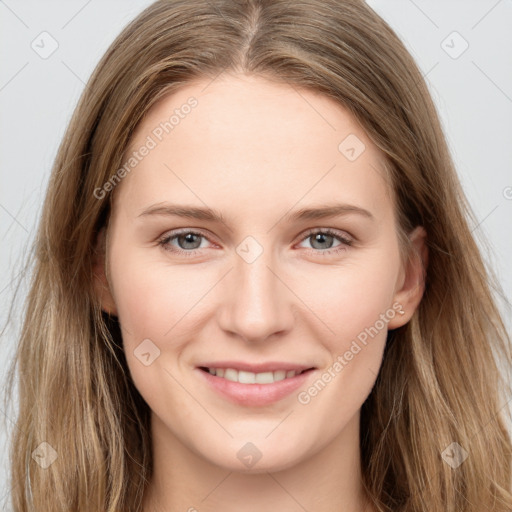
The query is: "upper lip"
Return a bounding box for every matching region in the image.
[197,361,316,373]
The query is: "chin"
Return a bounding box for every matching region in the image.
[202,443,307,474]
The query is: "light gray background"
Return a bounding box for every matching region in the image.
[1,1,511,509]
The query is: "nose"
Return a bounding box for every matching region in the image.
[216,248,296,344]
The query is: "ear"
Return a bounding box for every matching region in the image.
[387,226,428,329]
[92,227,118,316]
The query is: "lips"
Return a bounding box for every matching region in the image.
[195,361,317,406]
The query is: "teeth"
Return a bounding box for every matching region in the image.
[238,370,256,384]
[255,372,274,384]
[224,368,238,382]
[273,370,286,382]
[206,367,303,384]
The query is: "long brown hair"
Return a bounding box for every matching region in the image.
[5,0,512,510]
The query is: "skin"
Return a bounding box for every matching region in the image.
[94,72,427,512]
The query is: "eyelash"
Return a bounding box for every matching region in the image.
[157,228,353,258]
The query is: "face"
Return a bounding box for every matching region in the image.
[96,73,426,473]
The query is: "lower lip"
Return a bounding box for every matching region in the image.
[195,368,316,407]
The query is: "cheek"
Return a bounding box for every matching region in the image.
[295,262,393,435]
[296,251,399,344]
[292,248,398,404]
[107,243,198,413]
[107,243,211,390]
[109,242,204,337]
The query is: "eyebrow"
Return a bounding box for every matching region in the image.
[137,202,374,226]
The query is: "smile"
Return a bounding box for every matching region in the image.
[195,364,317,407]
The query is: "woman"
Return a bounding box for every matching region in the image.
[6,0,512,510]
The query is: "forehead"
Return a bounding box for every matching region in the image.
[112,73,392,221]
